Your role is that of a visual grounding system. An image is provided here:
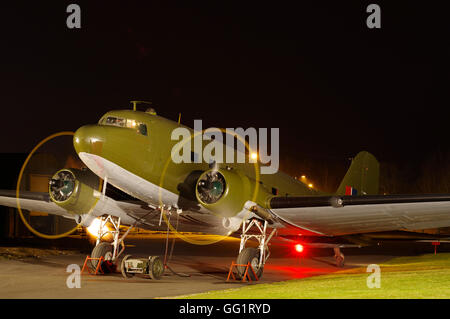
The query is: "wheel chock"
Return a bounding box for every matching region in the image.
[81,255,105,275]
[226,261,259,282]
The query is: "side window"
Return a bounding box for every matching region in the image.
[138,123,147,136]
[126,119,137,128]
[272,187,278,195]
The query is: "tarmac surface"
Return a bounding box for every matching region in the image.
[0,235,426,299]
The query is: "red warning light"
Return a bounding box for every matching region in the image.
[295,244,304,253]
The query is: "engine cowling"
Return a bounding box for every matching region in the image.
[48,168,101,217]
[195,168,251,218]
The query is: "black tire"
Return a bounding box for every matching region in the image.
[121,255,135,279]
[148,256,164,280]
[236,247,264,280]
[88,242,113,273]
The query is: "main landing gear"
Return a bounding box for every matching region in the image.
[87,215,133,273]
[236,218,276,280]
[87,206,184,279]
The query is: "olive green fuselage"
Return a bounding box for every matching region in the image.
[73,110,320,214]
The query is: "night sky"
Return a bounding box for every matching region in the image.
[1,1,449,172]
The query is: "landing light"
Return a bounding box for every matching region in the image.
[295,244,304,253]
[86,218,110,238]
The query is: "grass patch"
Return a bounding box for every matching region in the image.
[182,253,450,299]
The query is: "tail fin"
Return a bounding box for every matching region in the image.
[336,151,379,195]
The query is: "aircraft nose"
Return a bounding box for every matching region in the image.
[73,125,105,156]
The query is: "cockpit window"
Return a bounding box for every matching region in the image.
[105,117,118,125]
[102,116,148,136]
[116,117,126,127]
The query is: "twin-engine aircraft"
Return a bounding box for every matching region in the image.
[2,104,450,279]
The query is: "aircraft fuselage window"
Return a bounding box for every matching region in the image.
[138,123,147,136]
[272,187,278,195]
[126,119,137,128]
[103,116,148,136]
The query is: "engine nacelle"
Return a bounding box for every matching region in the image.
[48,168,101,216]
[195,168,251,218]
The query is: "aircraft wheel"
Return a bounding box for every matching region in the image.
[148,256,164,280]
[88,242,114,273]
[121,254,135,279]
[236,247,264,280]
[335,254,345,267]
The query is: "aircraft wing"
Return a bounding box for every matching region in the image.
[7,188,450,239]
[268,194,450,236]
[0,190,72,218]
[0,189,144,226]
[0,189,239,236]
